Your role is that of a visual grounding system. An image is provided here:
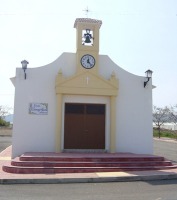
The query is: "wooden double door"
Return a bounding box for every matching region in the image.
[64,103,105,149]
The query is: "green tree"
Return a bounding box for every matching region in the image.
[153,106,171,138]
[170,104,177,124]
[0,105,11,126]
[170,104,177,139]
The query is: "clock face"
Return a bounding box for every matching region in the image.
[81,54,95,69]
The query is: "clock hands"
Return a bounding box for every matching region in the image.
[87,58,91,66]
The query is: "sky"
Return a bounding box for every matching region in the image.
[0,0,177,112]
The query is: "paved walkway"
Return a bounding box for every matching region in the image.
[1,146,177,184]
[154,137,177,144]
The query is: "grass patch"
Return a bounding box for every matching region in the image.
[153,128,177,139]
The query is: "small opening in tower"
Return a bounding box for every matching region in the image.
[82,29,94,46]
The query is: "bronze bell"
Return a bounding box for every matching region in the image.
[84,29,92,44]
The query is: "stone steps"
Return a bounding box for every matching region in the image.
[3,165,177,174]
[11,159,172,168]
[3,152,177,174]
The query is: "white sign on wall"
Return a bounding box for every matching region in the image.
[29,103,48,115]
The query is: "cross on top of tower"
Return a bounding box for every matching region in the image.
[83,6,90,18]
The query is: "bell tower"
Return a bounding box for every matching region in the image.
[74,18,102,74]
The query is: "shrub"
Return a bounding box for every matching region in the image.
[153,128,177,139]
[0,118,10,127]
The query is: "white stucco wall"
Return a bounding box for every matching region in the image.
[12,53,76,158]
[12,52,153,158]
[99,55,153,154]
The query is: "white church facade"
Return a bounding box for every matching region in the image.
[11,18,153,158]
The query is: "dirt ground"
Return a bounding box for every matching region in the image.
[0,127,12,136]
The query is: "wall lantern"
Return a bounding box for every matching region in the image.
[144,69,153,88]
[21,60,29,79]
